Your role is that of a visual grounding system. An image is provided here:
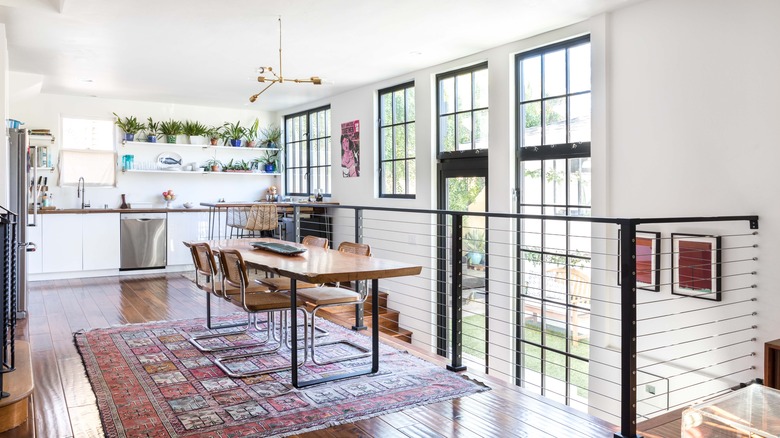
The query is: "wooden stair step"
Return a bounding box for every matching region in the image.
[0,340,34,433]
[320,308,406,333]
[364,309,400,331]
[321,303,391,317]
[391,328,413,344]
[322,308,400,331]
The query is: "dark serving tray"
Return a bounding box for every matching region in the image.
[250,241,308,256]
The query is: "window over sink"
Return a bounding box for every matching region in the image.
[59,116,116,187]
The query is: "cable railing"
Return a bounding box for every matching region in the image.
[280,204,759,438]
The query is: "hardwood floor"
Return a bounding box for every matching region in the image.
[5,273,628,437]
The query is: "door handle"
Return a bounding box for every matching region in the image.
[20,242,36,252]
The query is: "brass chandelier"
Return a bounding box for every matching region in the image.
[249,16,322,103]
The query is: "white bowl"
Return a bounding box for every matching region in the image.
[183,202,194,209]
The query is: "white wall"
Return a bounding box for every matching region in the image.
[7,71,276,209]
[608,0,776,362]
[0,25,9,208]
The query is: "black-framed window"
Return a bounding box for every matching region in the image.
[436,62,488,159]
[378,82,415,198]
[514,35,592,409]
[517,35,591,160]
[284,105,331,197]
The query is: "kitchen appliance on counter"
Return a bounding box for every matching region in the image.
[120,212,167,270]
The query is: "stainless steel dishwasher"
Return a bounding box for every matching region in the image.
[120,212,167,270]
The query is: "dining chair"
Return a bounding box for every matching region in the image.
[255,235,330,291]
[213,247,309,378]
[187,242,271,352]
[241,204,279,238]
[295,241,372,365]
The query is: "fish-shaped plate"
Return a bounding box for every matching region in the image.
[157,152,183,168]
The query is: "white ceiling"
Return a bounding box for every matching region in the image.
[0,0,636,112]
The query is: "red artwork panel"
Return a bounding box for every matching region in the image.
[678,240,713,291]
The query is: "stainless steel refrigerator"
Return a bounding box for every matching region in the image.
[7,128,37,319]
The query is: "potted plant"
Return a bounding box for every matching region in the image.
[182,120,209,145]
[463,230,485,266]
[257,149,281,173]
[261,123,281,148]
[159,119,183,144]
[206,126,222,146]
[146,117,161,143]
[244,118,260,147]
[235,159,251,172]
[223,121,244,147]
[223,159,251,172]
[112,113,144,141]
[204,158,222,172]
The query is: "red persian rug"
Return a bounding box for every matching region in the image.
[75,315,488,437]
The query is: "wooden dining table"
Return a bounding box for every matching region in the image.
[186,237,422,388]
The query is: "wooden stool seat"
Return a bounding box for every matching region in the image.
[0,341,33,433]
[242,292,305,312]
[297,287,360,306]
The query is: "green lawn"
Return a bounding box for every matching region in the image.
[462,313,590,397]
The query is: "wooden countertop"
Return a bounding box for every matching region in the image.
[32,201,338,214]
[199,201,338,208]
[31,207,210,214]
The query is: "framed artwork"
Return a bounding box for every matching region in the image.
[671,233,721,301]
[340,120,360,178]
[618,230,661,292]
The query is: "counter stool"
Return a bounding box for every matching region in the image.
[241,204,279,238]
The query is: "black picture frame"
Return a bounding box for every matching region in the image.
[671,233,721,301]
[617,230,661,292]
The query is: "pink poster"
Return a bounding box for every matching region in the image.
[340,120,360,177]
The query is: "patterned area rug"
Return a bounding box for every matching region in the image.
[75,314,488,437]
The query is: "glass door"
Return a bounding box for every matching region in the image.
[437,158,488,370]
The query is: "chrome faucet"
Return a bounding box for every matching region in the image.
[77,177,86,209]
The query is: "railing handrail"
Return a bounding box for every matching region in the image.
[293,202,759,228]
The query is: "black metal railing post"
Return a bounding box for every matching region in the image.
[292,206,301,243]
[448,213,466,371]
[353,208,366,331]
[0,208,18,399]
[615,219,640,438]
[436,211,448,357]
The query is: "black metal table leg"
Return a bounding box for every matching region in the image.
[292,278,381,388]
[290,279,299,387]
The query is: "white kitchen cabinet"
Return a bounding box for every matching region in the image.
[25,215,43,274]
[167,211,209,265]
[83,213,120,270]
[41,214,83,273]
